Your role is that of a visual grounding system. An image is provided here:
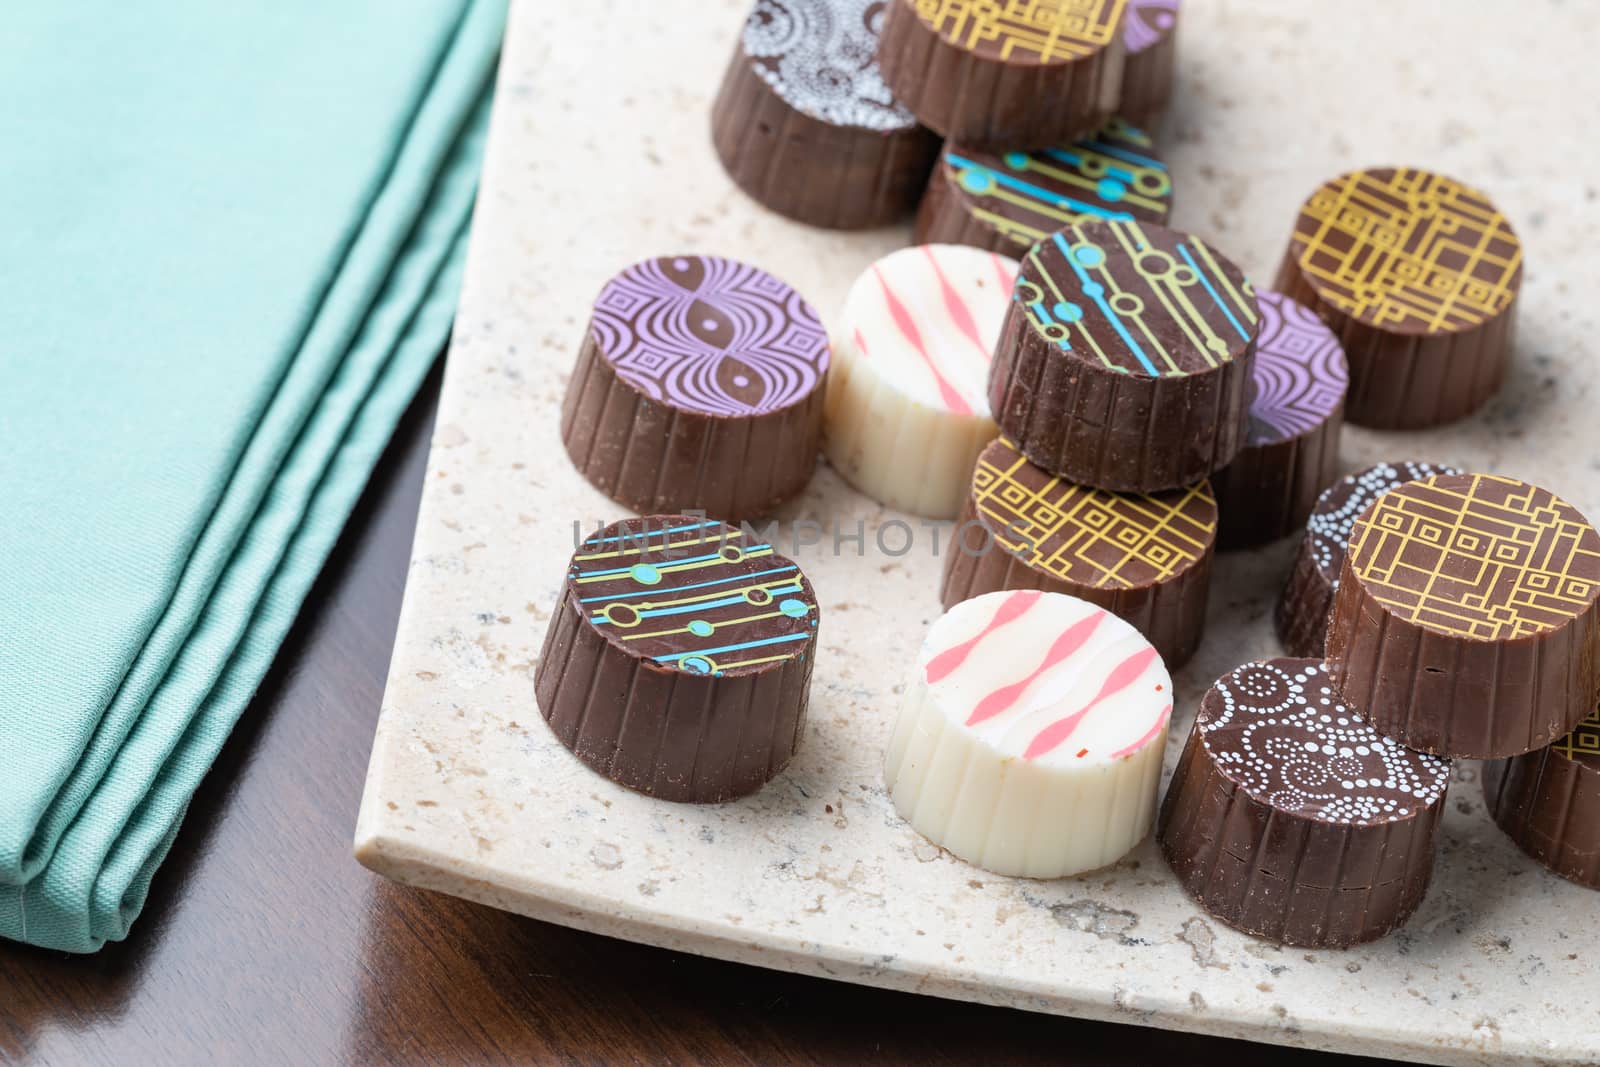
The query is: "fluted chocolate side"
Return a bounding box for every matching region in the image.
[710,47,939,230]
[1118,12,1178,128]
[560,329,825,523]
[912,157,1015,255]
[876,0,1125,150]
[1484,741,1600,890]
[987,302,1254,492]
[1211,401,1343,551]
[1275,241,1516,431]
[534,585,814,804]
[1274,534,1335,659]
[1325,560,1598,759]
[1158,719,1443,947]
[939,492,1211,667]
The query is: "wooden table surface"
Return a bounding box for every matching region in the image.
[0,362,1390,1066]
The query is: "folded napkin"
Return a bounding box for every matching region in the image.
[0,0,505,952]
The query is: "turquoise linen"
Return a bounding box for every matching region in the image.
[0,0,505,952]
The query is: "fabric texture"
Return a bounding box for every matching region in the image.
[0,0,505,952]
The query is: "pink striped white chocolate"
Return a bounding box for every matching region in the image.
[920,589,1171,765]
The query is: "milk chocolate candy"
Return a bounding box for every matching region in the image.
[825,244,1020,517]
[1118,0,1178,127]
[877,0,1128,150]
[561,255,831,522]
[1211,290,1348,551]
[534,517,820,803]
[1326,474,1600,759]
[1484,705,1600,890]
[1159,658,1452,947]
[1275,167,1523,429]
[988,218,1259,492]
[885,590,1171,878]
[712,0,940,229]
[1274,461,1461,659]
[913,118,1173,255]
[941,436,1215,666]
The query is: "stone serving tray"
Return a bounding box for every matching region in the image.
[354,1,1600,1063]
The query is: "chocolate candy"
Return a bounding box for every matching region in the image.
[1159,658,1451,947]
[988,218,1259,492]
[562,256,830,522]
[825,244,1020,517]
[885,590,1172,877]
[1275,461,1460,658]
[1326,474,1600,758]
[1484,705,1600,890]
[1275,167,1523,429]
[534,516,820,803]
[711,0,940,229]
[913,118,1173,255]
[1118,0,1179,126]
[942,436,1215,666]
[1211,290,1348,550]
[877,0,1127,150]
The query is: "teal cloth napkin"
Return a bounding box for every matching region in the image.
[0,0,505,952]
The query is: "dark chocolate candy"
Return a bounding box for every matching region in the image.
[1274,167,1523,429]
[876,0,1127,150]
[534,516,820,803]
[1211,290,1347,550]
[712,0,939,229]
[913,118,1173,255]
[941,436,1214,666]
[1274,461,1461,658]
[1118,0,1178,127]
[1484,704,1600,889]
[987,217,1259,492]
[561,255,830,522]
[1326,473,1600,758]
[1159,658,1451,947]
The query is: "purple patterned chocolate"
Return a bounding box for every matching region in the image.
[1124,0,1179,54]
[589,256,831,417]
[1246,290,1349,444]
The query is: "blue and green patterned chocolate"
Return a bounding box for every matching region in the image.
[568,517,818,677]
[1013,218,1259,378]
[943,118,1172,251]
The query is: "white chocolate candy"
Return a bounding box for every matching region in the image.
[885,590,1172,878]
[824,244,1018,517]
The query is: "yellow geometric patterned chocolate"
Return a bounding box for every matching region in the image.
[912,0,1127,63]
[1348,474,1600,642]
[972,438,1215,589]
[1288,167,1522,333]
[1553,705,1600,769]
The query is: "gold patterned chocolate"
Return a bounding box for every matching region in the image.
[1287,167,1522,334]
[1348,474,1600,642]
[972,437,1215,588]
[1554,706,1600,768]
[912,0,1127,62]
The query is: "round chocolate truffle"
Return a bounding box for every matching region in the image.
[711,0,939,229]
[1159,658,1452,947]
[1275,167,1523,429]
[942,436,1215,666]
[534,516,820,803]
[877,0,1129,150]
[1326,474,1600,758]
[913,118,1173,255]
[988,218,1260,492]
[1275,461,1461,659]
[826,244,1020,517]
[561,255,831,522]
[1484,705,1600,890]
[885,590,1172,877]
[1211,290,1348,550]
[1117,0,1179,127]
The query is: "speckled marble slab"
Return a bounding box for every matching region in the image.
[354,2,1600,1063]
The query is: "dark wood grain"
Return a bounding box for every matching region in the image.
[0,359,1390,1067]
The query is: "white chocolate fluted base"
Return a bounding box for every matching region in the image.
[883,591,1171,878]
